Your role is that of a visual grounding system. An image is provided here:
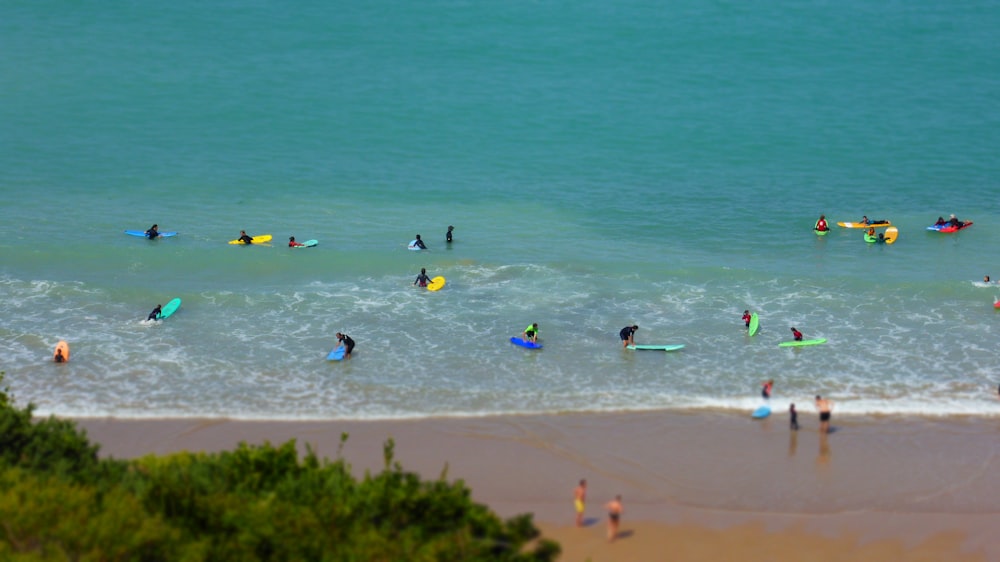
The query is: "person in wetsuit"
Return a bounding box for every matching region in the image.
[446,226,454,243]
[619,325,638,348]
[413,235,427,249]
[145,224,160,239]
[238,231,254,244]
[147,304,162,321]
[336,332,355,360]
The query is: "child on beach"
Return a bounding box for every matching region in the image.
[789,403,799,430]
[761,380,774,400]
[574,479,586,527]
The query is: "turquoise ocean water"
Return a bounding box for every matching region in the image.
[2,0,999,419]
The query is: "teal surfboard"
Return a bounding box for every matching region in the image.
[778,338,826,347]
[293,240,318,248]
[748,313,759,337]
[627,344,685,351]
[751,404,771,419]
[158,298,181,319]
[327,346,345,360]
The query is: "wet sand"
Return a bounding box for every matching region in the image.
[74,411,999,561]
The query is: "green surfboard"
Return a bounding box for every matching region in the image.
[748,313,759,337]
[778,338,826,347]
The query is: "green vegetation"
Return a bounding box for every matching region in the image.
[0,373,559,561]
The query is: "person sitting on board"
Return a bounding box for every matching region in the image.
[54,348,66,363]
[288,236,304,247]
[790,327,803,341]
[619,325,638,348]
[412,234,427,250]
[934,216,947,226]
[147,304,162,321]
[814,215,828,232]
[761,379,774,400]
[523,323,539,343]
[336,332,355,360]
[145,224,160,239]
[238,230,254,244]
[867,227,876,238]
[742,310,752,329]
[446,225,454,243]
[947,214,964,228]
[414,268,432,287]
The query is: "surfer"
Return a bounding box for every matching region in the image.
[860,215,870,225]
[605,495,623,542]
[814,215,828,232]
[877,233,886,243]
[948,214,964,228]
[335,332,355,360]
[985,275,991,283]
[790,327,803,341]
[574,479,586,527]
[145,224,160,239]
[288,236,304,247]
[414,268,432,287]
[761,379,774,400]
[54,348,66,363]
[412,234,427,250]
[789,403,799,430]
[237,230,254,244]
[742,310,752,329]
[815,395,833,433]
[446,225,454,243]
[619,325,638,348]
[523,323,539,343]
[147,304,162,321]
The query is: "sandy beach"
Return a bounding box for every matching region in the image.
[74,411,999,561]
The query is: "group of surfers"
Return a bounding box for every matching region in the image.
[142,225,458,248]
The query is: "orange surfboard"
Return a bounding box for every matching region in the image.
[53,340,70,362]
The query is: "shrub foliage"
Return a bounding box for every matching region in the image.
[0,374,559,561]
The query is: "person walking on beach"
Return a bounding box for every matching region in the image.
[789,403,799,430]
[446,225,454,243]
[791,327,803,341]
[414,268,432,287]
[335,332,355,360]
[619,325,638,348]
[761,379,774,400]
[605,495,623,542]
[815,395,832,433]
[574,479,586,527]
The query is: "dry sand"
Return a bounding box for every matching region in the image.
[75,411,999,561]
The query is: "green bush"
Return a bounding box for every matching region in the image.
[0,373,560,561]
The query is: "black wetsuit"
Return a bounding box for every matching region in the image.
[146,228,159,239]
[338,334,355,354]
[147,307,161,321]
[415,238,427,249]
[790,408,799,430]
[619,326,636,341]
[414,273,431,286]
[239,234,254,244]
[446,229,453,243]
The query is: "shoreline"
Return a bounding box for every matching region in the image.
[73,410,998,560]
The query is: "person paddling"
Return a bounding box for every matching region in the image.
[145,224,160,239]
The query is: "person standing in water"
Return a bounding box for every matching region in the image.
[761,379,774,400]
[336,332,355,360]
[742,310,752,329]
[54,348,66,363]
[523,323,539,343]
[789,403,799,430]
[619,325,638,348]
[147,304,162,321]
[145,224,160,239]
[605,495,623,542]
[791,327,803,341]
[412,234,427,250]
[414,268,432,287]
[573,479,586,527]
[446,225,454,243]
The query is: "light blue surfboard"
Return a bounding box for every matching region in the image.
[627,344,685,351]
[327,346,346,360]
[125,230,177,238]
[752,404,771,419]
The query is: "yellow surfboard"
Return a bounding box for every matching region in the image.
[53,340,70,362]
[228,234,273,245]
[427,276,446,291]
[884,226,898,244]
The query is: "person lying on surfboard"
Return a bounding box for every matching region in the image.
[145,224,160,239]
[790,327,803,341]
[288,236,305,247]
[947,214,965,228]
[237,230,254,244]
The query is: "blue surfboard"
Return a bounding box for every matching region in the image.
[327,346,346,360]
[125,230,177,238]
[751,404,771,419]
[510,337,542,349]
